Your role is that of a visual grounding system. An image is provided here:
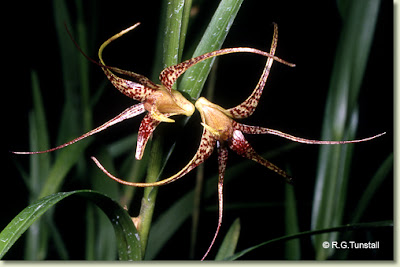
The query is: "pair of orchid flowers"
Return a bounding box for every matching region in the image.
[14,22,385,260]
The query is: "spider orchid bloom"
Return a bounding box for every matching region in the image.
[12,23,193,159]
[13,22,293,161]
[91,23,385,260]
[95,22,294,161]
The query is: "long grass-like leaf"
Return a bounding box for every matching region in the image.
[225,220,392,260]
[38,142,89,199]
[53,0,82,144]
[163,0,186,69]
[87,150,121,259]
[351,153,393,223]
[24,71,52,261]
[215,218,241,260]
[179,0,244,100]
[30,71,51,193]
[0,190,141,260]
[311,0,381,259]
[284,182,300,260]
[75,0,92,132]
[20,1,95,259]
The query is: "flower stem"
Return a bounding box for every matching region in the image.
[136,0,191,258]
[137,135,163,256]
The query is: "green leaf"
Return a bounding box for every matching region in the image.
[163,0,186,69]
[179,0,244,99]
[215,218,241,260]
[311,0,381,260]
[351,153,393,223]
[38,141,89,199]
[284,182,300,260]
[75,0,92,132]
[53,0,83,144]
[226,220,393,260]
[0,190,141,260]
[28,71,51,197]
[87,151,121,259]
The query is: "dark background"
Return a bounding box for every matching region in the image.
[3,0,393,260]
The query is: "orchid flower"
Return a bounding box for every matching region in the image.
[13,23,293,161]
[91,23,385,260]
[12,23,191,159]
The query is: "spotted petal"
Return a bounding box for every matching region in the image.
[106,66,159,90]
[233,121,386,144]
[97,24,160,101]
[92,128,216,187]
[159,46,295,94]
[201,142,228,261]
[101,69,158,102]
[229,129,292,183]
[135,112,173,160]
[12,103,146,155]
[227,23,278,119]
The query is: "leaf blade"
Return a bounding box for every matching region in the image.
[311,0,381,259]
[226,220,393,260]
[0,190,141,260]
[215,218,241,260]
[179,0,244,99]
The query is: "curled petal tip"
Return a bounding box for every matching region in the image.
[91,156,100,166]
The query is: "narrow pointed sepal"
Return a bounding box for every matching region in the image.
[201,142,228,261]
[159,47,295,94]
[93,128,217,187]
[135,113,171,160]
[12,103,146,155]
[233,121,386,144]
[107,66,159,89]
[101,67,157,102]
[229,130,292,183]
[227,23,278,119]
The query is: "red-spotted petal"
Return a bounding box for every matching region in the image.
[107,66,159,89]
[98,22,159,102]
[101,67,157,102]
[135,112,173,160]
[92,128,217,187]
[201,142,228,261]
[159,46,294,93]
[227,23,278,119]
[228,129,292,183]
[13,103,146,155]
[233,121,386,144]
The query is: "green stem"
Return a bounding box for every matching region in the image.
[136,0,191,258]
[137,136,163,256]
